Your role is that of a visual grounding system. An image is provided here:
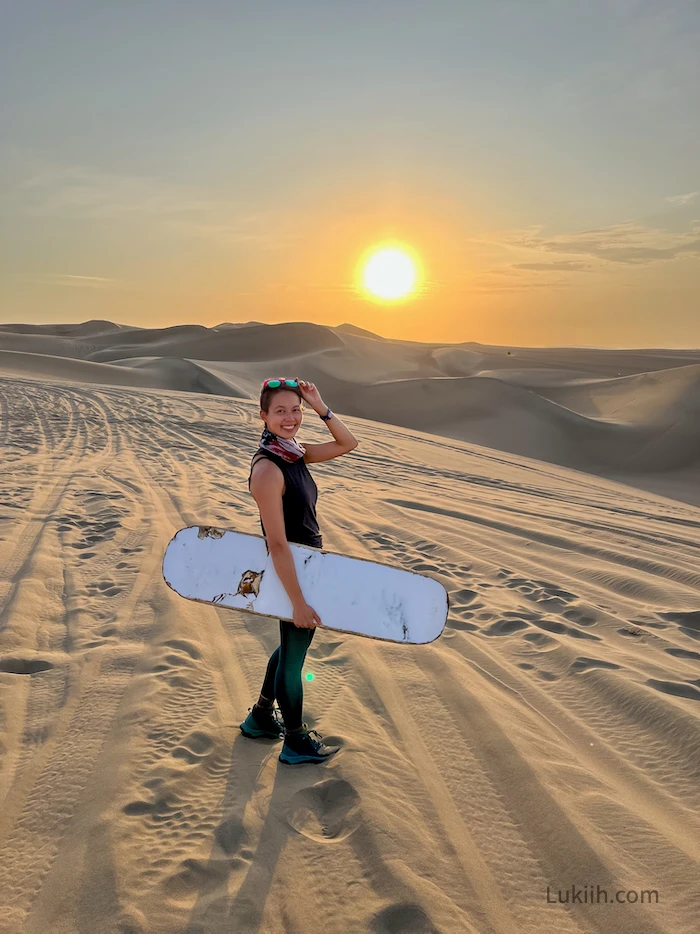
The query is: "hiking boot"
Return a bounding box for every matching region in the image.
[239,703,284,739]
[278,723,341,764]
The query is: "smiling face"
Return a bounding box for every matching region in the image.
[260,389,304,438]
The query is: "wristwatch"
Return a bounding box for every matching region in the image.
[319,406,333,421]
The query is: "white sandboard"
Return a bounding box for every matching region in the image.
[162,526,449,645]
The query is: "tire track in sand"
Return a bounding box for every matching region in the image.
[0,384,162,931]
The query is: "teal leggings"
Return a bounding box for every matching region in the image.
[260,620,316,731]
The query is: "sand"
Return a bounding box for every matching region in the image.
[0,320,698,934]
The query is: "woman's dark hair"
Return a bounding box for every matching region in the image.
[259,383,305,415]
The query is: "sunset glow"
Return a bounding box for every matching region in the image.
[2,2,697,345]
[358,246,420,302]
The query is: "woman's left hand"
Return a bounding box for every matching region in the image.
[296,379,324,410]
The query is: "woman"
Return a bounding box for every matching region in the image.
[240,377,359,764]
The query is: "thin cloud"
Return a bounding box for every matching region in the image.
[56,274,115,282]
[46,274,123,289]
[500,220,700,266]
[666,191,699,206]
[513,261,593,272]
[16,163,218,219]
[465,281,569,293]
[470,212,700,288]
[11,158,294,248]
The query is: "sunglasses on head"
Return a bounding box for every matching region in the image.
[262,378,299,389]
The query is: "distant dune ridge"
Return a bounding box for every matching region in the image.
[1,319,699,500]
[0,320,699,933]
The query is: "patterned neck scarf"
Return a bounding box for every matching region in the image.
[258,425,306,463]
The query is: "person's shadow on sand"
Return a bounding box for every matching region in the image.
[183,729,353,933]
[183,730,444,934]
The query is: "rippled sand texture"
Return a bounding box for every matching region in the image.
[0,365,699,933]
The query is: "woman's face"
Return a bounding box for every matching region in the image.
[261,390,303,438]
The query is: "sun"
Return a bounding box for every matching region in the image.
[357,244,421,302]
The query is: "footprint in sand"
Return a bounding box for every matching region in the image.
[451,587,478,605]
[534,619,600,641]
[522,631,558,649]
[370,902,438,934]
[92,579,122,596]
[657,610,700,641]
[567,656,622,675]
[532,580,578,602]
[562,606,598,626]
[646,679,700,701]
[0,657,54,674]
[213,813,248,855]
[665,648,700,662]
[285,778,360,842]
[172,730,215,765]
[163,857,230,900]
[618,627,648,639]
[152,649,197,673]
[481,618,530,637]
[123,792,188,827]
[448,618,479,632]
[410,562,440,573]
[504,576,539,595]
[309,639,344,659]
[162,639,202,660]
[149,645,201,689]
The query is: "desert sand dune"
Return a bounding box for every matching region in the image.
[83,322,346,365]
[1,318,699,496]
[0,319,126,338]
[0,324,699,933]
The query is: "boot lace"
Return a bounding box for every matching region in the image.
[271,707,285,729]
[305,729,324,749]
[286,724,324,748]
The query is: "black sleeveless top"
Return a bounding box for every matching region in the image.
[248,449,322,549]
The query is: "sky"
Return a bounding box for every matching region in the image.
[1,0,699,347]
